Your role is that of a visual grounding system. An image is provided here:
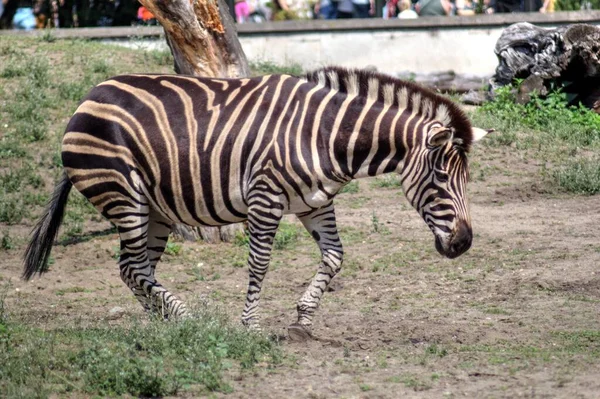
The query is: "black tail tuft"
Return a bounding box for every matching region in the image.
[23,173,72,280]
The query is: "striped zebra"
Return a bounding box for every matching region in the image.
[23,67,490,337]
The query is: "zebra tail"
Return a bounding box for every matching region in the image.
[22,172,73,280]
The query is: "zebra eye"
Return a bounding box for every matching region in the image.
[435,170,448,183]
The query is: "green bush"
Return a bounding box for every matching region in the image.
[477,85,600,148]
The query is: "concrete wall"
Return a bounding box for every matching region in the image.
[3,11,599,77]
[240,28,504,76]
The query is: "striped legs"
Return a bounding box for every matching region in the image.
[240,185,284,329]
[117,212,187,319]
[290,203,343,339]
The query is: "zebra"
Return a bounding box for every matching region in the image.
[23,66,490,338]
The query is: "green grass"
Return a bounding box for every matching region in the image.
[474,86,600,149]
[249,60,303,76]
[553,156,600,195]
[340,180,360,194]
[0,297,280,397]
[459,330,600,367]
[274,221,301,250]
[473,85,600,195]
[370,174,402,189]
[0,36,174,229]
[233,220,302,251]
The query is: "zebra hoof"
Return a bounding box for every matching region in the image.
[288,323,313,342]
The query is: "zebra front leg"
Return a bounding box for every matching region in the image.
[290,203,343,340]
[240,193,283,330]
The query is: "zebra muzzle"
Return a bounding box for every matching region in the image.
[434,221,472,259]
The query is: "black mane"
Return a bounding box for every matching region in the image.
[304,66,473,151]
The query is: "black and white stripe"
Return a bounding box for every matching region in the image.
[24,67,489,330]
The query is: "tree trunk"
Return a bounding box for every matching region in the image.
[140,0,249,242]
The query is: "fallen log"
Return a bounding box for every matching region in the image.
[491,22,600,113]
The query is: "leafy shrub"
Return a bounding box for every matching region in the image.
[477,85,600,148]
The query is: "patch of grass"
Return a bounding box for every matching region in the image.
[477,86,600,149]
[0,303,281,397]
[232,221,300,251]
[249,60,303,76]
[1,231,14,250]
[340,180,359,194]
[56,286,88,296]
[402,373,432,391]
[460,330,600,367]
[553,156,600,195]
[62,191,97,238]
[370,174,401,189]
[144,49,174,66]
[0,36,174,231]
[425,343,448,357]
[484,305,510,315]
[164,239,183,256]
[274,221,300,250]
[474,84,600,192]
[234,231,250,247]
[358,383,372,391]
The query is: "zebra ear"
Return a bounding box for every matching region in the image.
[428,126,453,147]
[472,127,494,143]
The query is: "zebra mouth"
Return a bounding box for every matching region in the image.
[434,223,472,259]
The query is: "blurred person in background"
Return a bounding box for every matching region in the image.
[352,0,374,17]
[455,0,475,14]
[314,0,339,19]
[137,4,156,25]
[539,0,554,12]
[248,0,271,22]
[416,0,451,15]
[397,0,418,17]
[234,0,250,22]
[383,0,398,18]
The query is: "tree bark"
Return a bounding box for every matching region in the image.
[140,0,249,242]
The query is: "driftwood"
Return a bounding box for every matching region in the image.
[140,0,248,243]
[490,22,600,112]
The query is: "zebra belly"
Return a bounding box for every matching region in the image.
[145,180,249,227]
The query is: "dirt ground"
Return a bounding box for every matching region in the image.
[1,145,599,398]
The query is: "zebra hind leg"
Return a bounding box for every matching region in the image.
[289,203,343,341]
[117,212,187,319]
[146,214,188,316]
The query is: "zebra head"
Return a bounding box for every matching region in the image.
[401,125,490,259]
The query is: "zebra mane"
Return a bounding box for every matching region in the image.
[304,66,474,151]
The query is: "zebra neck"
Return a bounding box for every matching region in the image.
[327,101,408,181]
